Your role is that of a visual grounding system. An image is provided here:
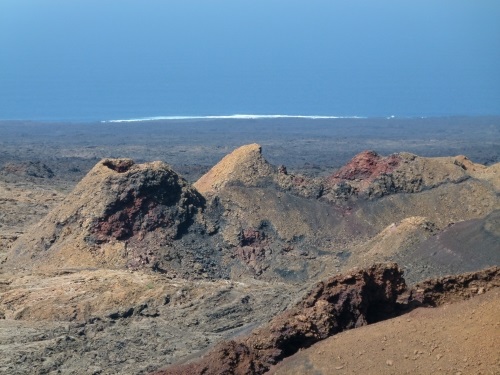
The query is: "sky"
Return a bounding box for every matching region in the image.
[0,0,499,120]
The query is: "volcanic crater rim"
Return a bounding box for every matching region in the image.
[102,159,135,173]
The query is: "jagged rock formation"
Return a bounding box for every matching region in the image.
[402,265,500,307]
[322,151,485,199]
[157,264,407,375]
[6,159,225,276]
[156,265,500,375]
[327,150,402,188]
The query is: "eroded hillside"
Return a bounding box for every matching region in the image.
[0,142,499,374]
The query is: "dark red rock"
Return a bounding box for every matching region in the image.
[236,228,269,275]
[88,163,204,246]
[328,150,401,183]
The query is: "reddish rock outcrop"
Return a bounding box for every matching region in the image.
[156,263,406,375]
[328,150,401,183]
[236,228,270,275]
[156,265,500,375]
[322,150,476,199]
[322,150,403,199]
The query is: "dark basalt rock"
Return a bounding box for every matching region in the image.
[102,159,134,173]
[88,162,204,244]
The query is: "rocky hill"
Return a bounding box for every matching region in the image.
[6,145,499,283]
[6,158,227,278]
[190,145,499,282]
[194,143,276,195]
[0,143,499,374]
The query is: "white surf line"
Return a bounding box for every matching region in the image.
[102,114,367,123]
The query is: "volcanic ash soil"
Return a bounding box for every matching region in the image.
[0,143,499,374]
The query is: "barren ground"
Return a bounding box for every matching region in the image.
[270,288,500,375]
[0,117,499,374]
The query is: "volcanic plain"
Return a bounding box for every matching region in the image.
[0,117,499,374]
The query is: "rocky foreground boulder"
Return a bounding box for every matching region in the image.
[157,263,406,375]
[156,264,499,375]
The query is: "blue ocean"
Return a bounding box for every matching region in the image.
[1,0,499,122]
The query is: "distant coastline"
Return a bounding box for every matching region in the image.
[99,114,498,123]
[2,114,500,125]
[102,114,368,123]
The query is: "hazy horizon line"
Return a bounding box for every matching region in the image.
[102,114,400,123]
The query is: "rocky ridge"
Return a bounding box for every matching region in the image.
[7,144,498,284]
[1,144,499,374]
[321,151,491,200]
[156,265,500,375]
[192,145,499,282]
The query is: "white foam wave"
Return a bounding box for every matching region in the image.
[103,114,366,123]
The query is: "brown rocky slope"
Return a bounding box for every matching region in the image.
[270,288,500,374]
[7,144,498,284]
[1,145,498,374]
[156,265,500,375]
[192,144,499,283]
[6,158,226,278]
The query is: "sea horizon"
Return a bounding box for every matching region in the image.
[2,1,499,125]
[2,113,500,125]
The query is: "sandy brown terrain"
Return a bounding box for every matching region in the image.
[0,178,67,262]
[0,118,499,374]
[0,268,296,374]
[270,289,500,375]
